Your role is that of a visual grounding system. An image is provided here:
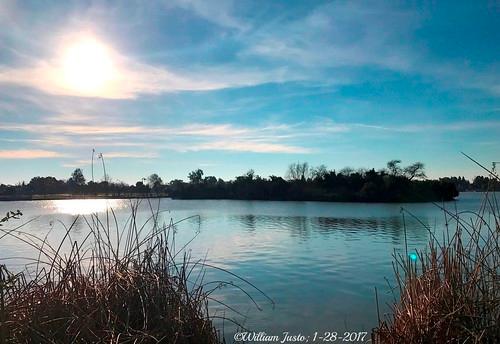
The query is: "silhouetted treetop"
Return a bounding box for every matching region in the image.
[69,168,86,186]
[286,162,309,181]
[188,169,204,184]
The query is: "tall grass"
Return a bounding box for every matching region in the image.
[0,200,270,343]
[373,182,499,342]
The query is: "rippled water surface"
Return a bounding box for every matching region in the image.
[0,193,490,338]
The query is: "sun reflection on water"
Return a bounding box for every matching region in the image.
[50,199,126,215]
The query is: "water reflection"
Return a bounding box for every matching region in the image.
[230,214,431,242]
[48,199,126,215]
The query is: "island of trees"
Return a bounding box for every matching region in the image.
[2,159,493,202]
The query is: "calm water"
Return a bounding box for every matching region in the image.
[0,193,490,339]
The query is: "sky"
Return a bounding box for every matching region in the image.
[0,0,499,184]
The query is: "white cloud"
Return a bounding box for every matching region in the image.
[0,149,65,159]
[184,141,311,154]
[104,152,159,159]
[0,56,227,99]
[243,2,417,71]
[3,117,496,161]
[0,120,318,155]
[353,120,500,133]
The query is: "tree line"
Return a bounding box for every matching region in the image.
[168,160,460,202]
[1,159,491,202]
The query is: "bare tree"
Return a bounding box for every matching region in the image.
[387,159,402,176]
[404,162,427,180]
[286,162,309,181]
[311,164,328,180]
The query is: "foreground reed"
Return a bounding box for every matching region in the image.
[0,200,266,343]
[373,187,499,343]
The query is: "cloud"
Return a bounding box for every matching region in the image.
[61,152,158,168]
[0,149,65,159]
[0,44,303,99]
[0,1,498,101]
[0,53,227,99]
[0,120,317,155]
[104,152,159,159]
[353,120,500,133]
[243,2,417,71]
[170,0,248,30]
[184,141,311,154]
[0,123,164,135]
[45,113,99,123]
[3,117,496,161]
[241,2,499,95]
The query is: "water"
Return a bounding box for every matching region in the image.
[0,192,490,339]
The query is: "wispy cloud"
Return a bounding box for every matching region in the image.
[183,141,312,154]
[61,152,158,168]
[0,53,227,99]
[0,120,320,157]
[353,120,500,133]
[169,0,248,31]
[241,2,499,95]
[2,118,496,162]
[0,123,163,135]
[243,2,417,71]
[104,152,159,159]
[0,149,65,159]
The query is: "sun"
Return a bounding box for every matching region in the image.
[61,37,115,92]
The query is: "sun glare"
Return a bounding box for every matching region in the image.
[51,199,125,215]
[61,37,115,92]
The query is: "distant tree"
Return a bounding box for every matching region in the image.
[101,174,111,183]
[188,169,204,184]
[387,160,403,176]
[356,168,368,176]
[28,176,65,194]
[471,176,498,191]
[286,162,309,181]
[403,162,427,180]
[147,173,163,192]
[204,176,217,185]
[339,167,354,176]
[147,174,162,187]
[134,181,149,193]
[311,165,328,181]
[69,168,86,186]
[245,169,255,180]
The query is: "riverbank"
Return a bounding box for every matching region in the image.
[0,192,459,203]
[0,192,168,201]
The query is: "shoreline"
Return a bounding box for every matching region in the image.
[0,193,464,203]
[0,193,168,202]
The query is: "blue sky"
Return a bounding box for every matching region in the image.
[0,0,498,184]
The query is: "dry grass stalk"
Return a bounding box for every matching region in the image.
[373,183,500,343]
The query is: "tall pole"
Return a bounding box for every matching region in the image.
[99,153,107,183]
[91,148,95,183]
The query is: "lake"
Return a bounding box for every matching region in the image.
[0,192,489,340]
